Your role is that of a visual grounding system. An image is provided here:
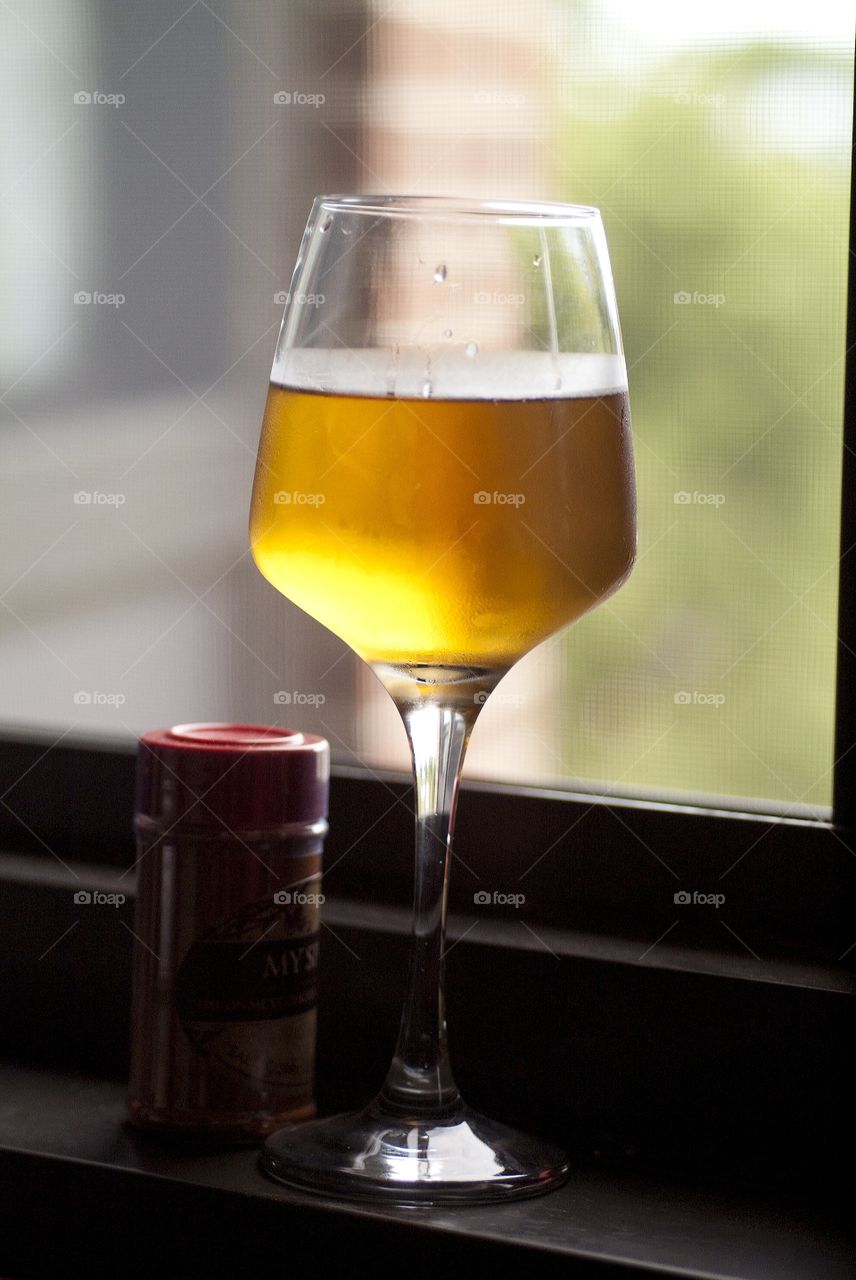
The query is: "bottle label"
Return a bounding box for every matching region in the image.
[175,934,318,1021]
[174,876,321,1093]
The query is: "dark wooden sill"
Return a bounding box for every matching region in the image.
[0,849,851,1276]
[0,1061,850,1280]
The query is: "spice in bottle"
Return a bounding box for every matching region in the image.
[127,722,329,1142]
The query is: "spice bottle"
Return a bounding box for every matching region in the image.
[127,722,329,1142]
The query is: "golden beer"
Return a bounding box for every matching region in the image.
[250,377,635,672]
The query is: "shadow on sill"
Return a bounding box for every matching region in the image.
[0,1060,851,1280]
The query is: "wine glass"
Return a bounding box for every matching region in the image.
[250,194,636,1204]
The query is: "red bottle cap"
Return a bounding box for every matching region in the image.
[135,723,329,832]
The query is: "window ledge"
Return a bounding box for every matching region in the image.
[0,1060,849,1280]
[1,849,850,995]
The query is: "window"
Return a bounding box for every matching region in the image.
[1,1,852,827]
[352,3,853,818]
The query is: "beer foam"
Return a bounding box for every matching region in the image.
[272,347,627,401]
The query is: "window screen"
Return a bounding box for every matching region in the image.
[0,1,851,821]
[353,1,853,818]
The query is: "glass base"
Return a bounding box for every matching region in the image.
[260,1098,570,1205]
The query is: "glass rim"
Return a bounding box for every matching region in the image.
[315,194,603,226]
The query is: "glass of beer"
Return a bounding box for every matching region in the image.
[250,195,636,1203]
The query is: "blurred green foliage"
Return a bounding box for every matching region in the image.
[555,44,851,812]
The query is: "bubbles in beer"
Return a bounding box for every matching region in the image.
[251,374,635,669]
[533,255,542,267]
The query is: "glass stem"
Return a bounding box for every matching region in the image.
[378,700,476,1115]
